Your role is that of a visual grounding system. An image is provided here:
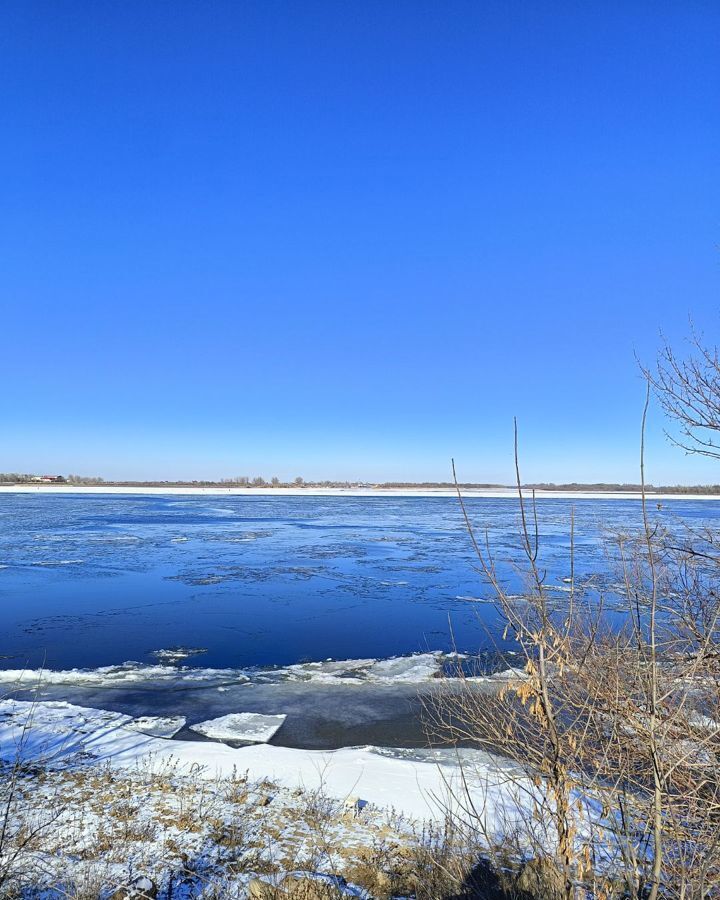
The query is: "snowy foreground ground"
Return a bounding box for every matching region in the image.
[0,699,525,822]
[0,697,530,899]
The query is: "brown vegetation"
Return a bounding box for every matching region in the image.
[425,334,720,898]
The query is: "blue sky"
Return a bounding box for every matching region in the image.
[2,1,719,483]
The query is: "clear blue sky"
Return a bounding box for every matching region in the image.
[2,1,719,483]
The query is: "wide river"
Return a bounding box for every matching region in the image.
[0,492,717,748]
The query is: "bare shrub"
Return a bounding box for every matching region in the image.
[429,369,720,898]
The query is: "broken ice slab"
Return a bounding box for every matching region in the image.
[189,712,286,744]
[126,715,187,738]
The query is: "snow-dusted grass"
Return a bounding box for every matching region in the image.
[0,694,649,897]
[0,698,541,897]
[0,755,378,896]
[0,724,485,898]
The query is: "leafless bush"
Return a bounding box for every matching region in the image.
[644,327,720,461]
[429,358,720,898]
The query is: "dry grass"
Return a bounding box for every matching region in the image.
[0,758,490,899]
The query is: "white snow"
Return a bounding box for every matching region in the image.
[190,712,286,743]
[0,698,529,825]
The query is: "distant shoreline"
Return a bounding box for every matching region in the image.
[1,484,720,501]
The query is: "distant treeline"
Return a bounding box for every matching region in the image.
[380,481,505,489]
[0,474,43,483]
[3,474,720,493]
[523,482,720,494]
[0,474,104,484]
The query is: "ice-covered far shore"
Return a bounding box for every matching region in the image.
[0,698,527,824]
[2,484,719,500]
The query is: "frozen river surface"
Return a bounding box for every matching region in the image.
[0,493,717,747]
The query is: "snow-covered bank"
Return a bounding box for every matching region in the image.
[2,484,719,500]
[0,699,524,824]
[0,726,488,900]
[0,704,627,898]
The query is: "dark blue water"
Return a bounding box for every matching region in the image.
[0,493,718,671]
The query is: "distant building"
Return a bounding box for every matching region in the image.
[32,475,65,483]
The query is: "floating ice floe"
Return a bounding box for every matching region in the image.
[190,712,287,743]
[126,715,187,738]
[151,647,208,664]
